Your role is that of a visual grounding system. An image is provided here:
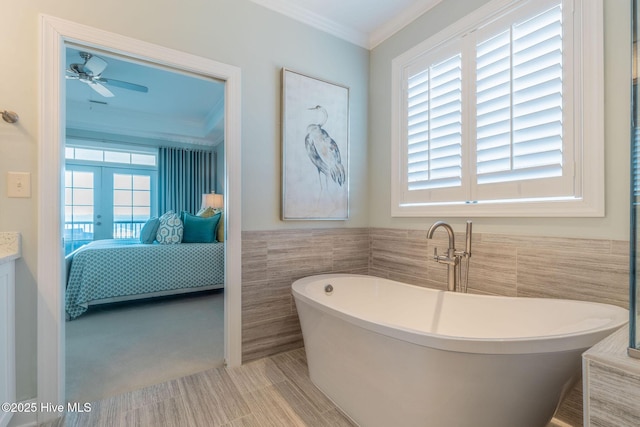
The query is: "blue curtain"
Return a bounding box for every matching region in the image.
[158,147,214,215]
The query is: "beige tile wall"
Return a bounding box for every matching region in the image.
[241,228,369,362]
[241,227,631,426]
[370,228,629,307]
[583,327,640,427]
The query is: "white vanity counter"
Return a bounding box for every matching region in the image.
[0,232,21,264]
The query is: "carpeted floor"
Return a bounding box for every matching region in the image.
[65,289,225,404]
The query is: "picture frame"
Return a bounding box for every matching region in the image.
[281,68,350,220]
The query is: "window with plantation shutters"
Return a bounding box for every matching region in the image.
[476,4,563,186]
[407,53,462,192]
[391,0,604,217]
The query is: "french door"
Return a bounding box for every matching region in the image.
[64,164,156,254]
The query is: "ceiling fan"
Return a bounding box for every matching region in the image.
[66,51,149,98]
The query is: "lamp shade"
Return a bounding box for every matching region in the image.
[201,192,224,210]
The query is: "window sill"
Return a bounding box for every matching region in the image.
[392,196,605,218]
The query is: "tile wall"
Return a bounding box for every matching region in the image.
[241,228,370,362]
[241,227,631,426]
[583,327,640,426]
[370,228,629,307]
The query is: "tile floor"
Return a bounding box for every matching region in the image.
[41,347,572,427]
[42,348,354,427]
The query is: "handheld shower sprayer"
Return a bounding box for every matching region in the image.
[465,220,472,257]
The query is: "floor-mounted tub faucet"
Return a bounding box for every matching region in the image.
[426,221,472,292]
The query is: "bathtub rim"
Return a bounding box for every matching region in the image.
[292,273,628,355]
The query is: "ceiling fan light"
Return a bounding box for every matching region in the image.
[67,51,148,98]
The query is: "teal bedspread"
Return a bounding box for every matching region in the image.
[65,239,224,319]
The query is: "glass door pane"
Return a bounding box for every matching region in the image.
[64,166,102,254]
[111,171,153,239]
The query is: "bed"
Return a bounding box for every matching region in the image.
[65,239,224,319]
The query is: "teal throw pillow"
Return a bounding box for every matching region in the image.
[181,211,221,243]
[139,217,160,244]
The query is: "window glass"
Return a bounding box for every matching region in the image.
[131,153,156,166]
[74,148,103,162]
[104,151,131,164]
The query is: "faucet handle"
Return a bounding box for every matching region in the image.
[433,247,439,260]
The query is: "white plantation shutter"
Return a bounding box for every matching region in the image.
[476,5,564,186]
[407,53,463,191]
[391,0,603,216]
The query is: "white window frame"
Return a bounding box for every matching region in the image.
[391,0,604,217]
[64,140,159,244]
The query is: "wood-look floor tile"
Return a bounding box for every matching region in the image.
[241,381,316,427]
[220,413,263,427]
[121,396,193,427]
[273,380,330,425]
[177,368,251,426]
[552,381,583,427]
[100,380,181,413]
[269,347,306,364]
[226,357,286,395]
[319,408,357,426]
[67,399,127,427]
[270,350,335,414]
[37,416,68,427]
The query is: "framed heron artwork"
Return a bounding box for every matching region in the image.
[281,68,349,220]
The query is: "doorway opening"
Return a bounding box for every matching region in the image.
[63,45,227,403]
[38,15,242,421]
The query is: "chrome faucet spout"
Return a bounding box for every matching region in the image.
[427,220,472,292]
[426,221,456,249]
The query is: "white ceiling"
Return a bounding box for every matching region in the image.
[250,0,443,48]
[65,46,225,147]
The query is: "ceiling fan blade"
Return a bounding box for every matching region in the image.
[87,81,114,98]
[99,78,149,93]
[83,55,108,76]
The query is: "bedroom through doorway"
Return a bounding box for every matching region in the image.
[62,44,227,404]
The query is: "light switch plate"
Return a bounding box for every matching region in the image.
[7,172,31,198]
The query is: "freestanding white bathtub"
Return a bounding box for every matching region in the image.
[292,274,628,427]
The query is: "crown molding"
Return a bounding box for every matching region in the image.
[251,0,443,49]
[369,0,443,49]
[251,0,369,48]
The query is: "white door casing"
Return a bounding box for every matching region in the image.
[38,14,242,422]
